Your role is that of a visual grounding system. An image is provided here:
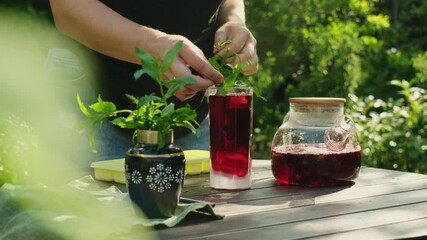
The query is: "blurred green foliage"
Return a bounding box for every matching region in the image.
[246,0,427,175]
[1,0,426,174]
[246,0,387,157]
[0,0,51,21]
[348,53,427,173]
[0,115,37,186]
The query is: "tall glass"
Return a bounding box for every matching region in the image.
[208,85,253,190]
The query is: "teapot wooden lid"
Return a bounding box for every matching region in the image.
[289,97,346,105]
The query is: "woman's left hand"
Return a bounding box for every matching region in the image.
[214,21,258,75]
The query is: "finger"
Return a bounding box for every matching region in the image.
[217,32,248,56]
[242,61,259,75]
[226,44,259,75]
[162,70,174,81]
[181,86,197,94]
[185,75,216,91]
[170,58,216,91]
[214,29,227,47]
[169,58,192,77]
[174,87,197,101]
[172,85,197,96]
[217,40,245,57]
[226,47,257,66]
[180,42,224,85]
[214,29,228,53]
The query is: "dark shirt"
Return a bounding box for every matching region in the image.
[95,0,223,138]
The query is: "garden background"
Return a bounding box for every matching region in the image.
[1,0,426,187]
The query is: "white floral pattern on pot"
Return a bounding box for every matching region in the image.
[128,163,184,193]
[125,164,130,184]
[131,170,143,184]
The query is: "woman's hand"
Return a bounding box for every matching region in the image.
[214,22,259,76]
[146,32,224,100]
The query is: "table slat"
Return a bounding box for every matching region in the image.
[155,163,427,240]
[158,188,427,239]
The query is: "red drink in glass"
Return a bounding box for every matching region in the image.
[271,143,361,187]
[208,86,253,190]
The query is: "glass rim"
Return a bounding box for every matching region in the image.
[207,84,253,96]
[209,84,252,89]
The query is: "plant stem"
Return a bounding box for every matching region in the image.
[114,109,133,115]
[157,70,168,105]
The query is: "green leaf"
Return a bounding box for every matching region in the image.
[157,131,165,150]
[133,69,145,80]
[161,41,183,73]
[112,117,140,129]
[137,95,163,107]
[125,94,138,105]
[74,120,91,133]
[77,95,91,118]
[173,120,200,135]
[135,48,161,82]
[111,117,127,128]
[88,127,97,154]
[253,87,267,102]
[158,103,174,128]
[208,56,222,71]
[172,105,197,121]
[164,76,197,99]
[161,103,175,117]
[213,39,232,53]
[90,96,116,115]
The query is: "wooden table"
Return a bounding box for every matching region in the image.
[155,160,427,240]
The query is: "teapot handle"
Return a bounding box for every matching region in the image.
[324,115,355,151]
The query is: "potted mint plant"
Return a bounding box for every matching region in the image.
[77,41,199,218]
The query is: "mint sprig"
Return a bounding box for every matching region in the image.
[208,40,265,101]
[77,41,199,152]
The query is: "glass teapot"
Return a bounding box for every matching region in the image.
[271,97,361,187]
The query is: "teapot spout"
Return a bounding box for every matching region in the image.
[324,115,355,151]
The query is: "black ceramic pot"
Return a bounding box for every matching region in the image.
[125,130,185,218]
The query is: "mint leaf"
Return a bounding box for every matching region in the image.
[208,56,222,71]
[213,39,232,53]
[158,103,174,128]
[89,96,116,115]
[125,94,138,105]
[172,106,197,121]
[161,41,182,73]
[133,69,145,81]
[135,48,161,83]
[164,76,197,99]
[161,103,175,118]
[252,86,267,102]
[77,95,91,118]
[136,95,163,107]
[112,117,140,129]
[89,127,97,154]
[208,40,266,101]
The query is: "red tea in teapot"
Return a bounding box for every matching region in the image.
[271,143,361,187]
